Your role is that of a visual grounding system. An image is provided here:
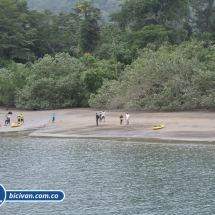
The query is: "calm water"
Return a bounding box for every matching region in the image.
[0,136,215,215]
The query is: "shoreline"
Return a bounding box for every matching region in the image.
[1,108,215,142]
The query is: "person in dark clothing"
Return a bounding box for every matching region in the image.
[96,113,100,126]
[99,112,102,122]
[4,115,8,126]
[119,115,123,125]
[7,116,10,125]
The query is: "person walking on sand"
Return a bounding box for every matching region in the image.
[96,113,100,126]
[102,111,106,122]
[126,113,130,125]
[52,112,56,122]
[119,115,123,125]
[20,113,24,124]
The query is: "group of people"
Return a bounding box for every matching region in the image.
[17,113,25,124]
[96,111,106,126]
[4,113,24,126]
[96,111,130,126]
[120,113,130,125]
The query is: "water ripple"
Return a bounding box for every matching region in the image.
[0,138,215,214]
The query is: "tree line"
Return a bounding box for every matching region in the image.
[27,0,124,22]
[1,0,215,110]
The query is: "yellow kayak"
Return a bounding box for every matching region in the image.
[153,124,164,130]
[11,122,21,128]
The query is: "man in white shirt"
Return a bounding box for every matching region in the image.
[102,111,106,122]
[126,113,130,125]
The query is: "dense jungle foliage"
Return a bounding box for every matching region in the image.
[27,0,124,21]
[1,0,215,110]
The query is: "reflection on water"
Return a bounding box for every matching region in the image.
[0,137,215,215]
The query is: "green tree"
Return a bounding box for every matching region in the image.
[130,24,171,50]
[81,53,118,94]
[0,63,29,106]
[0,0,36,66]
[71,1,102,54]
[89,79,121,108]
[190,0,215,42]
[111,0,190,31]
[191,0,215,32]
[28,10,78,58]
[0,69,16,106]
[95,22,132,66]
[27,0,124,21]
[15,53,86,109]
[89,41,215,110]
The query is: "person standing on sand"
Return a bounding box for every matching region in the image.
[96,113,100,126]
[119,115,123,125]
[17,115,21,123]
[52,112,56,122]
[7,115,10,125]
[20,113,24,124]
[4,114,8,126]
[126,113,130,125]
[99,112,102,122]
[102,111,106,122]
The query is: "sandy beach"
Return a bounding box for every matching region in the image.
[1,107,215,142]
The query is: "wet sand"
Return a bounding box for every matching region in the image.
[1,108,215,142]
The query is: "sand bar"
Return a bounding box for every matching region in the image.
[1,108,215,142]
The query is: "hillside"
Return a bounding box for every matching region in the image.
[27,0,124,21]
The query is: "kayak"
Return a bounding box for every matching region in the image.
[153,124,164,130]
[11,122,21,128]
[11,122,21,127]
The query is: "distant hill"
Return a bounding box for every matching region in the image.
[26,0,124,21]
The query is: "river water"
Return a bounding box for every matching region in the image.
[0,136,215,214]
